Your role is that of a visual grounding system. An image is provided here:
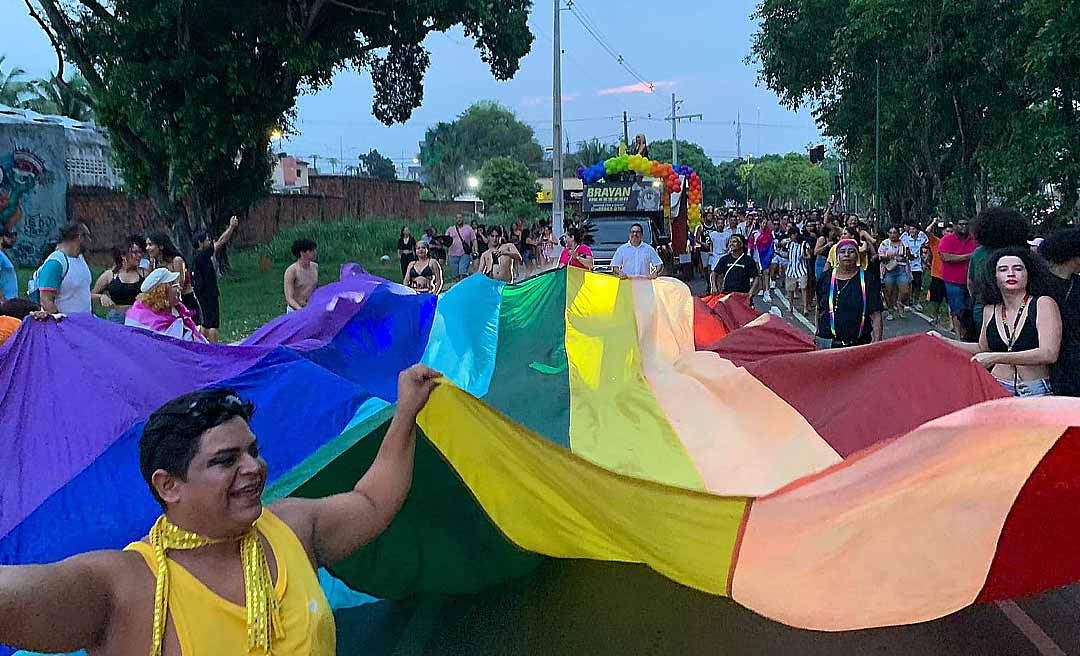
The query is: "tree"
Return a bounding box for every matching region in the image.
[420,101,543,198]
[0,55,30,107]
[750,0,1079,223]
[24,0,534,257]
[567,138,617,171]
[477,157,540,216]
[25,72,94,121]
[646,139,727,208]
[358,149,397,180]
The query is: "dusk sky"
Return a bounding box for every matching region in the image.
[0,0,823,174]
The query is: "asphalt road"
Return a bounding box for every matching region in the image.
[336,272,1079,656]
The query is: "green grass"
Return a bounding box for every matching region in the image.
[16,217,442,343]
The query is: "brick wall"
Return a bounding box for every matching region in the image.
[308,176,423,220]
[421,200,480,220]
[68,175,428,256]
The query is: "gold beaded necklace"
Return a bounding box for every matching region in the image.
[148,515,283,656]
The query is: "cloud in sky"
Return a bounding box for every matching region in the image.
[597,81,676,96]
[521,93,578,107]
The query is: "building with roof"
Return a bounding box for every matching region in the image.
[0,104,122,265]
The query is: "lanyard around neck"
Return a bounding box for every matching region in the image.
[829,269,867,339]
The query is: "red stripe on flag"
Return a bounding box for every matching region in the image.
[977,427,1080,602]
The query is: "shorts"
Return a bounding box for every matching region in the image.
[998,377,1053,397]
[199,294,221,329]
[773,256,788,269]
[944,282,970,315]
[448,255,471,277]
[928,276,946,303]
[785,274,807,292]
[815,256,828,279]
[106,309,126,324]
[881,267,912,287]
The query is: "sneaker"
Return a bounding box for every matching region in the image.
[897,307,907,319]
[886,311,895,321]
[769,306,784,318]
[763,290,772,303]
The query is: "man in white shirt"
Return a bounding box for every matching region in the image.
[611,223,663,279]
[31,222,96,314]
[901,221,930,310]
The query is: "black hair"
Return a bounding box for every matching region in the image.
[58,222,86,242]
[630,223,644,233]
[0,297,39,319]
[291,238,317,259]
[728,233,747,249]
[110,245,126,273]
[140,388,255,508]
[566,227,584,244]
[147,232,183,262]
[971,207,1029,250]
[1039,227,1080,265]
[974,246,1055,306]
[400,225,410,238]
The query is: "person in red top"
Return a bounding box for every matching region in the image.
[937,218,979,337]
[558,227,594,271]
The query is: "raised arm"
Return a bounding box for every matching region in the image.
[214,216,240,253]
[272,365,442,567]
[0,551,120,653]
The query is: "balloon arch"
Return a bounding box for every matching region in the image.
[577,153,703,224]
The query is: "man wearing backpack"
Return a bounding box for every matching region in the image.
[30,222,95,314]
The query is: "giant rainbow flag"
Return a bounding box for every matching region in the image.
[2,265,1079,655]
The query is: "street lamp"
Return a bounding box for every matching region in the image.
[467,175,479,190]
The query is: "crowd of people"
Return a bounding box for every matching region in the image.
[2,205,1076,400]
[692,205,1079,398]
[0,217,240,345]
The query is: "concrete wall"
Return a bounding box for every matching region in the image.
[0,122,69,266]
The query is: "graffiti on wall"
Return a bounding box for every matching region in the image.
[0,150,47,236]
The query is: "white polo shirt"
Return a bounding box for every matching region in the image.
[611,241,663,277]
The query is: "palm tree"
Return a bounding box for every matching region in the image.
[0,55,31,108]
[26,72,95,121]
[567,138,618,171]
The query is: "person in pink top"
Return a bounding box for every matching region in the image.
[558,227,594,271]
[937,218,979,336]
[445,213,477,281]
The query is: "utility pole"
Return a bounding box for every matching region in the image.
[552,0,565,238]
[875,57,881,227]
[735,112,742,160]
[623,111,630,148]
[667,93,702,166]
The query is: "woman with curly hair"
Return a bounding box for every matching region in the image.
[931,247,1060,397]
[968,208,1031,328]
[124,267,207,342]
[146,232,202,325]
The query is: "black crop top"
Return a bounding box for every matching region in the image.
[105,272,144,306]
[986,297,1040,353]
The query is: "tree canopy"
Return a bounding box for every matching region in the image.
[359,149,397,180]
[478,157,540,217]
[419,101,544,199]
[24,0,534,254]
[750,0,1080,226]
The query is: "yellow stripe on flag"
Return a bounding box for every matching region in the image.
[563,268,706,491]
[418,381,750,595]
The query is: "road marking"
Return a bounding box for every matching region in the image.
[769,291,815,333]
[996,600,1068,656]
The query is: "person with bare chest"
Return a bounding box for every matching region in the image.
[0,365,442,656]
[477,226,522,283]
[284,239,319,312]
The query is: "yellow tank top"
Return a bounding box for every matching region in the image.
[126,510,335,656]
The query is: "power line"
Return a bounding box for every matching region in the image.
[564,1,654,92]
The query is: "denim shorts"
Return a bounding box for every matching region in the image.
[944,282,970,314]
[448,255,471,277]
[998,377,1054,397]
[882,267,912,287]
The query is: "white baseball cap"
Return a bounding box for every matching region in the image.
[141,267,181,293]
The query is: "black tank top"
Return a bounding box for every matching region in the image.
[106,272,143,306]
[986,298,1040,353]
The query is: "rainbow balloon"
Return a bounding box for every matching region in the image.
[2,265,1079,656]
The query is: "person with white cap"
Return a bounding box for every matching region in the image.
[124,268,208,342]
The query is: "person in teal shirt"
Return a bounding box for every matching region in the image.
[0,231,18,302]
[969,208,1031,329]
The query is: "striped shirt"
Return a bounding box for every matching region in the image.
[786,240,809,279]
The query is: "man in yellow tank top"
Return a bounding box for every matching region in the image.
[0,364,442,656]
